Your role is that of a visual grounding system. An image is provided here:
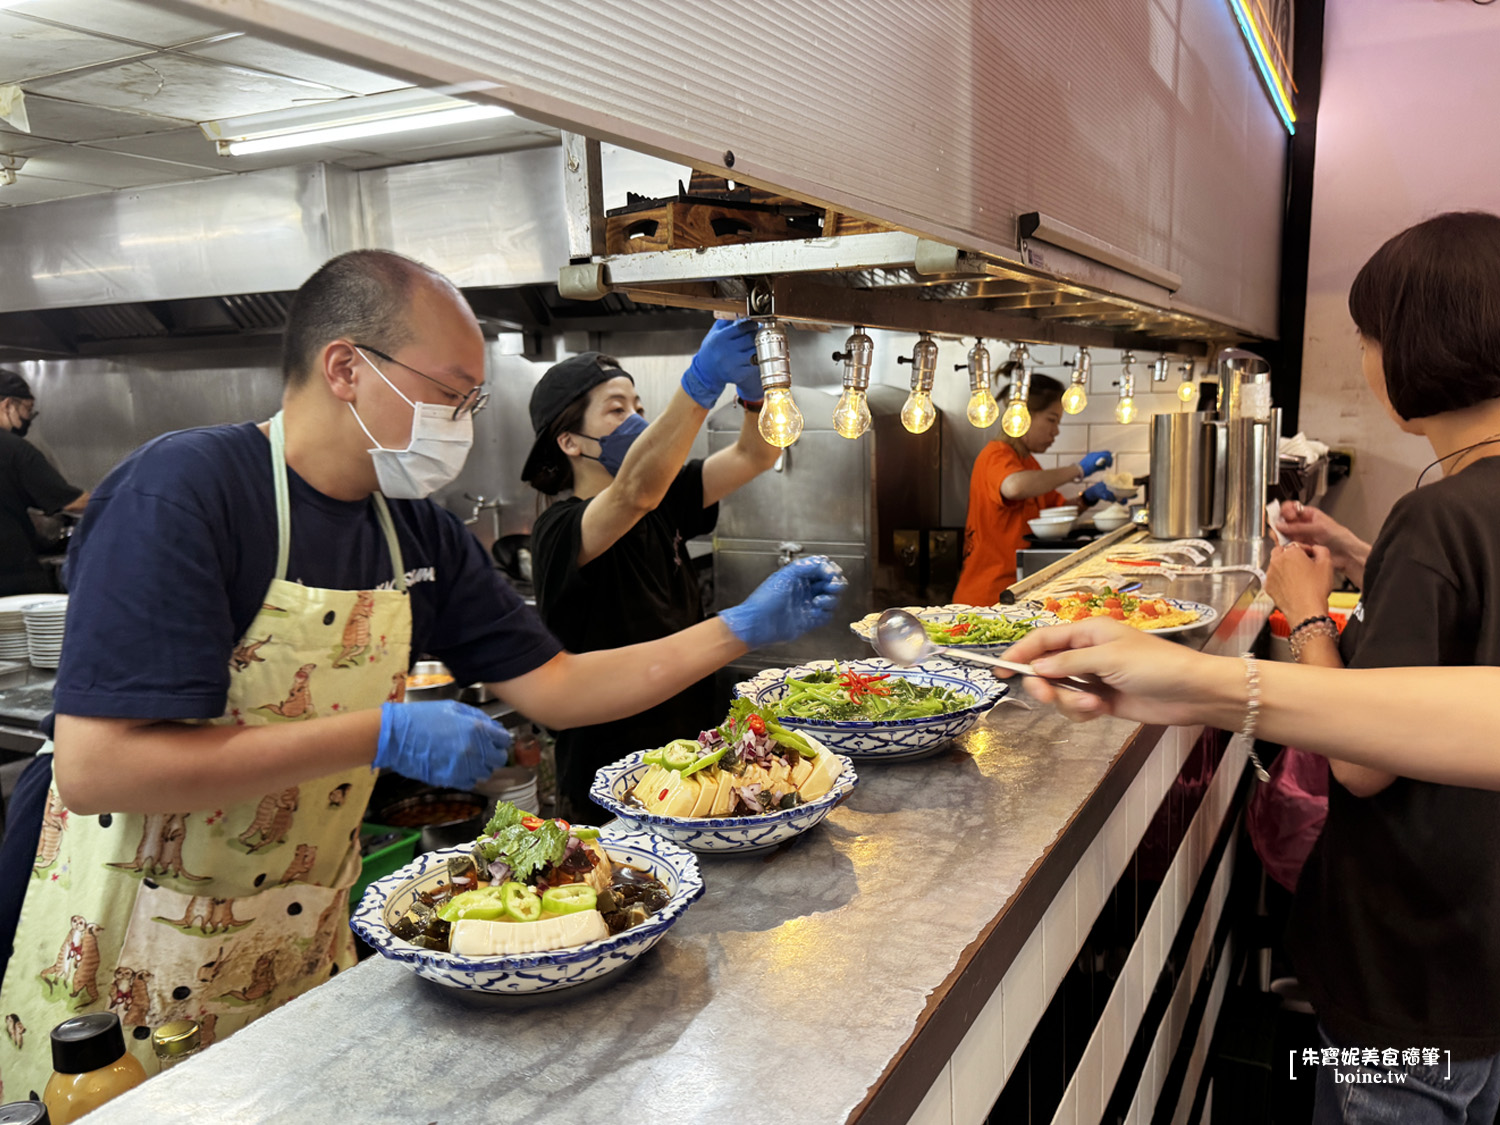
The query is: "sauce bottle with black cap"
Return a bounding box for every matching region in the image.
[42,1012,147,1124]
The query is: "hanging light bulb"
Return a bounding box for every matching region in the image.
[897,332,939,434]
[753,320,803,448]
[1115,351,1138,424]
[1176,361,1198,404]
[1000,344,1033,437]
[1062,345,1090,414]
[962,338,999,428]
[830,327,874,439]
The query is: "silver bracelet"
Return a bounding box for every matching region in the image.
[1240,653,1270,782]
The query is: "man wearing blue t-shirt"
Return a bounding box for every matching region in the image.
[0,249,844,1086]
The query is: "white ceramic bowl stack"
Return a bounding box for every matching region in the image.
[0,596,33,661]
[22,595,68,669]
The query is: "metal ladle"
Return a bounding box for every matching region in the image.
[871,609,1104,693]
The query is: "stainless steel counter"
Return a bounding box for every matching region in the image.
[89,532,1270,1125]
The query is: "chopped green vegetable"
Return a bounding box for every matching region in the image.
[437,886,509,923]
[500,880,543,922]
[661,740,700,770]
[681,747,726,778]
[923,613,1042,646]
[542,884,598,914]
[770,667,977,722]
[483,800,525,837]
[480,817,570,885]
[642,748,666,766]
[570,826,601,840]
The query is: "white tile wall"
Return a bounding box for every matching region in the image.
[910,1062,955,1125]
[950,967,1008,1124]
[1043,869,1079,995]
[1001,926,1047,1082]
[932,731,1241,1125]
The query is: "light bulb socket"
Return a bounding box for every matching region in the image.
[1152,356,1171,383]
[905,333,938,393]
[835,329,874,392]
[754,321,792,392]
[1072,345,1092,383]
[965,338,993,395]
[1007,362,1032,406]
[1119,369,1136,399]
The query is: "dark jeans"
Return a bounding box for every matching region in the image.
[1315,1023,1500,1125]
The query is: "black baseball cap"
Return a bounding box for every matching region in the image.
[520,352,632,484]
[0,369,33,400]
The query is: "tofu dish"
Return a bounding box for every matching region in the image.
[629,700,844,818]
[388,802,671,956]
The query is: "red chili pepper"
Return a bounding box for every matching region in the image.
[947,622,972,636]
[839,670,893,704]
[658,788,669,801]
[521,814,544,831]
[747,714,767,736]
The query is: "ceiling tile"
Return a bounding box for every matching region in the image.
[0,173,109,207]
[17,141,226,188]
[184,36,409,96]
[0,93,190,143]
[11,0,227,48]
[25,52,350,121]
[0,11,148,83]
[382,129,561,165]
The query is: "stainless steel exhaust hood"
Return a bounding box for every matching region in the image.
[0,146,706,362]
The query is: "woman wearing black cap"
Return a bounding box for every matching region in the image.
[522,320,784,821]
[0,368,89,596]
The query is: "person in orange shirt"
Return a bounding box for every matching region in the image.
[953,373,1114,603]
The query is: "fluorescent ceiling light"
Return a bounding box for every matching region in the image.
[201,87,514,157]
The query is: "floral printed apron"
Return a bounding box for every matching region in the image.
[0,413,412,1099]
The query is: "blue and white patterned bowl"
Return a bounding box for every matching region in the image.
[590,743,857,855]
[349,830,704,994]
[849,603,1063,657]
[733,657,1008,762]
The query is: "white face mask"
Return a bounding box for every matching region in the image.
[349,347,474,499]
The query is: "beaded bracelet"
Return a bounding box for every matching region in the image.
[1240,653,1270,782]
[1289,613,1337,638]
[1289,620,1339,662]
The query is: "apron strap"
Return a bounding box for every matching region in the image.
[371,493,407,593]
[269,412,407,592]
[269,412,293,582]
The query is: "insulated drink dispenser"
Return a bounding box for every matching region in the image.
[1148,412,1224,539]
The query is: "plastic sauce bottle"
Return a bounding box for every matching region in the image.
[42,1012,147,1124]
[150,1020,203,1071]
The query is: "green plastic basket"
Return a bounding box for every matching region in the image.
[352,822,422,907]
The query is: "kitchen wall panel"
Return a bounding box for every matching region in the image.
[175,0,1288,336]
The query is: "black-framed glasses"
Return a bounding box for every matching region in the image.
[353,343,489,421]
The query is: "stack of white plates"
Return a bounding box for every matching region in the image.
[474,765,539,818]
[0,595,32,660]
[22,595,68,669]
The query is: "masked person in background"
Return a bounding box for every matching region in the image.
[0,252,843,1095]
[0,369,89,596]
[953,371,1115,603]
[521,321,785,821]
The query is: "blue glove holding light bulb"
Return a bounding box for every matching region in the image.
[679,319,762,408]
[720,556,849,650]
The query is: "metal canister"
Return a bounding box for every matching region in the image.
[1148,412,1224,539]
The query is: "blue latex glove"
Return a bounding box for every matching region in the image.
[719,556,849,649]
[679,319,761,408]
[1079,450,1113,476]
[1082,482,1118,506]
[375,700,511,789]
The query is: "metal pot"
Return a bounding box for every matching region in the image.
[404,659,460,701]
